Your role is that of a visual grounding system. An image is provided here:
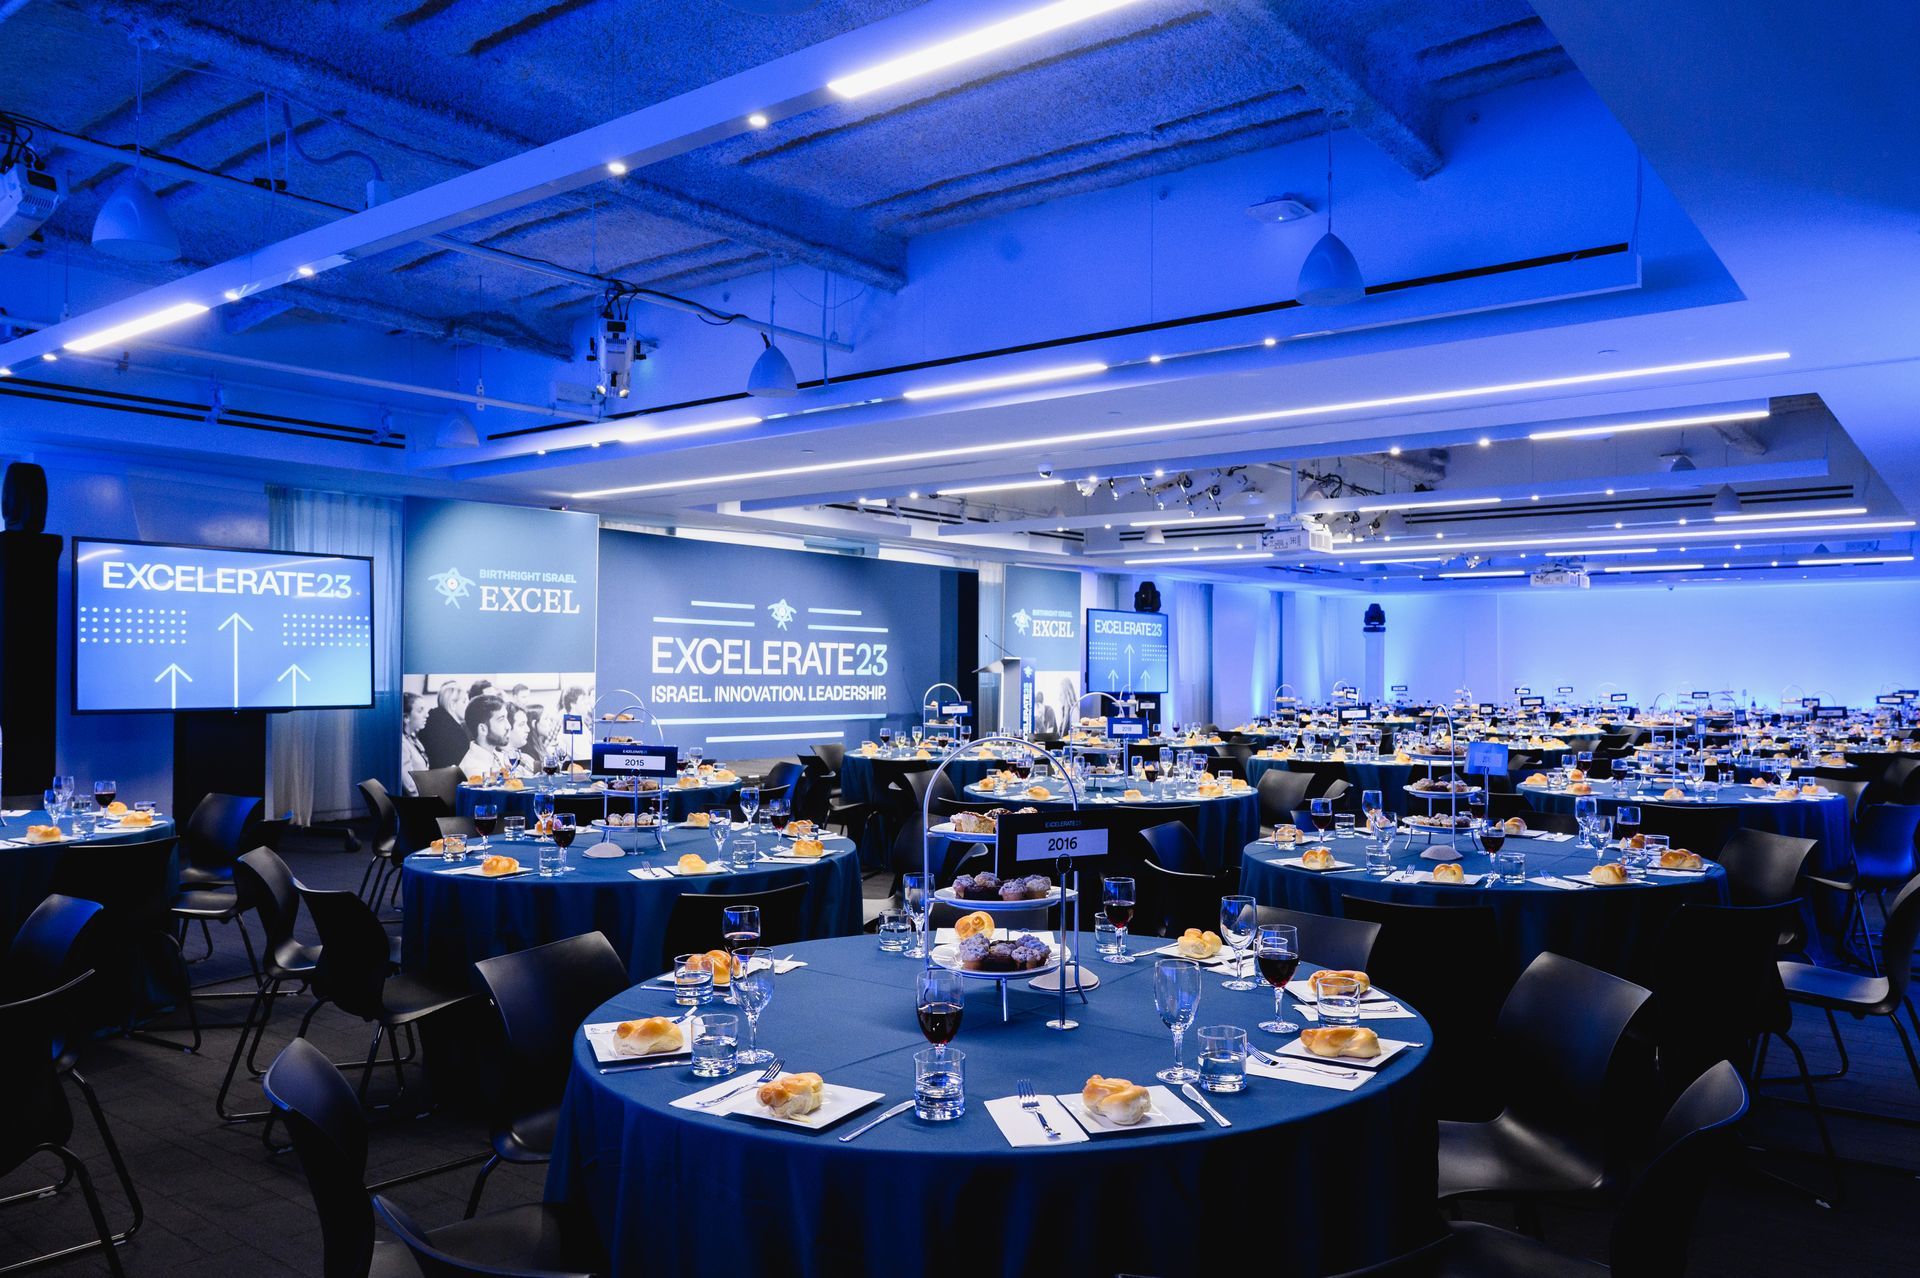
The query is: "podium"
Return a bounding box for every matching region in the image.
[974,656,1023,735]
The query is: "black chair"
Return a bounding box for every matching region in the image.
[1337,1061,1750,1278]
[1823,777,1870,827]
[437,815,481,842]
[264,1038,602,1278]
[1778,872,1920,1106]
[659,881,810,972]
[756,760,803,816]
[1140,820,1210,876]
[215,850,321,1122]
[1882,756,1920,805]
[1256,768,1314,831]
[1842,802,1920,970]
[1483,792,1533,824]
[1715,828,1815,907]
[0,971,125,1277]
[410,766,464,811]
[357,779,403,904]
[1639,802,1741,858]
[178,792,263,889]
[292,883,476,1107]
[49,834,201,1052]
[465,933,632,1218]
[1436,953,1653,1210]
[1252,905,1380,972]
[4,895,143,1258]
[1339,897,1505,1115]
[1137,860,1223,938]
[1323,777,1352,809]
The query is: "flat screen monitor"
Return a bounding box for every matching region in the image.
[73,538,375,712]
[1084,609,1169,694]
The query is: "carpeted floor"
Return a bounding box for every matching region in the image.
[2,821,1917,1276]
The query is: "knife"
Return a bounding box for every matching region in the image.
[838,1098,913,1143]
[1181,1082,1231,1128]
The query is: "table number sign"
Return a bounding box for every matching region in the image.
[1106,716,1148,739]
[591,743,679,776]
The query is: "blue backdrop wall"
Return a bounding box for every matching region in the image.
[598,531,973,755]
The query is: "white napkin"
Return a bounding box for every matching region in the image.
[647,959,808,983]
[3,810,32,818]
[670,1076,758,1111]
[437,863,529,877]
[1531,876,1592,891]
[986,1094,1089,1146]
[1643,868,1708,879]
[1534,832,1577,843]
[1294,1001,1415,1021]
[1245,1053,1367,1091]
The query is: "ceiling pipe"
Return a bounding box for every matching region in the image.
[30,123,849,353]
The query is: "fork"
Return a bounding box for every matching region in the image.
[693,1058,783,1109]
[1016,1078,1061,1140]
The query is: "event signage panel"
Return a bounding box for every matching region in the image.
[1878,695,1905,707]
[72,538,373,712]
[1085,609,1169,694]
[1106,716,1148,738]
[1520,696,1545,708]
[1465,741,1510,777]
[1610,692,1630,703]
[598,530,968,755]
[1815,706,1847,719]
[591,743,677,775]
[997,811,1110,868]
[1557,686,1575,695]
[940,701,972,718]
[1005,567,1083,734]
[1340,707,1366,721]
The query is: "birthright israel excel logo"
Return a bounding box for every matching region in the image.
[428,565,476,608]
[1012,609,1031,635]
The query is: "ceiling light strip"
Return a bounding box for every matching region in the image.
[571,350,1792,499]
[1602,563,1708,573]
[827,0,1149,98]
[903,361,1109,401]
[1126,514,1245,527]
[932,477,1067,496]
[1712,506,1868,523]
[1349,496,1502,513]
[63,302,212,353]
[1795,555,1915,566]
[1121,551,1275,566]
[627,415,763,445]
[1527,407,1770,442]
[1436,569,1524,579]
[1378,518,1913,555]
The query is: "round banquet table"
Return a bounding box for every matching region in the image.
[1244,754,1424,801]
[1,809,181,938]
[1240,833,1729,980]
[458,779,742,825]
[400,827,860,983]
[835,752,1002,806]
[547,934,1436,1278]
[1518,781,1853,875]
[964,777,1261,874]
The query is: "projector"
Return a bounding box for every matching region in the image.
[1529,567,1590,589]
[1260,523,1334,554]
[0,162,64,254]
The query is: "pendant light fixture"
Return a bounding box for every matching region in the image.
[1296,125,1363,306]
[747,265,798,397]
[93,41,181,262]
[1710,485,1742,516]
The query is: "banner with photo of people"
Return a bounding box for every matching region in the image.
[1003,565,1082,735]
[400,499,599,793]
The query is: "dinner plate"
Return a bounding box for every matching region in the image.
[1284,979,1394,1004]
[1056,1085,1204,1136]
[715,1080,887,1131]
[667,863,731,876]
[582,1017,699,1066]
[928,821,999,842]
[929,941,1065,981]
[1274,855,1359,872]
[933,886,1072,909]
[1275,1036,1416,1070]
[1571,871,1650,887]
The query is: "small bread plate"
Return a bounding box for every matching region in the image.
[1571,871,1649,887]
[715,1080,887,1131]
[1056,1084,1204,1136]
[928,821,1000,842]
[929,941,1066,982]
[1285,979,1394,1005]
[583,1017,699,1066]
[1274,855,1358,872]
[933,886,1074,910]
[1275,1036,1416,1070]
[667,862,731,876]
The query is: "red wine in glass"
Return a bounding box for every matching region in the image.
[1311,810,1335,832]
[1010,758,1032,781]
[1481,828,1507,854]
[1258,952,1300,988]
[1104,900,1135,931]
[94,785,117,809]
[550,824,576,850]
[542,761,559,778]
[917,1001,963,1046]
[473,813,499,838]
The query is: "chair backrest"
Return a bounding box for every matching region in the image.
[1137,860,1225,938]
[296,883,396,1020]
[392,795,448,855]
[261,1038,376,1278]
[1852,802,1920,883]
[1256,768,1314,827]
[1337,896,1507,1092]
[758,760,803,808]
[811,742,846,775]
[1139,820,1208,875]
[355,780,399,857]
[1888,756,1920,804]
[0,972,88,1176]
[1823,778,1870,826]
[1714,828,1815,907]
[48,835,182,922]
[660,881,810,971]
[1253,905,1380,972]
[183,792,263,872]
[886,766,955,816]
[1639,802,1741,858]
[3,893,106,1003]
[235,848,302,954]
[437,815,480,841]
[474,932,631,1104]
[1495,953,1652,1165]
[1608,1060,1750,1278]
[1877,873,1920,1007]
[371,1195,593,1278]
[1322,778,1351,807]
[1651,903,1797,1092]
[409,766,463,811]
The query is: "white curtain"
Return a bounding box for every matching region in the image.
[266,487,402,824]
[1167,580,1213,725]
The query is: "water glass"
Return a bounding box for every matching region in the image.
[674,953,716,1005]
[877,909,913,953]
[1093,911,1123,955]
[708,810,733,861]
[1366,844,1394,877]
[1495,849,1527,884]
[1219,895,1258,991]
[731,948,775,1066]
[440,833,467,863]
[1361,789,1383,819]
[71,812,98,842]
[914,1046,966,1121]
[902,873,932,959]
[537,840,563,876]
[1197,1025,1249,1093]
[690,1014,738,1077]
[1314,974,1363,1028]
[1334,813,1356,839]
[1153,959,1203,1084]
[502,816,526,842]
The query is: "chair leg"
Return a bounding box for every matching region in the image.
[356,1024,387,1104]
[462,1154,501,1220]
[67,1071,143,1242]
[0,1147,128,1278]
[215,978,280,1122]
[387,1019,409,1097]
[1779,1032,1843,1207]
[1891,1004,1920,1098]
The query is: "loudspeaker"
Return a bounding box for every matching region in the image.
[3,462,48,534]
[1133,580,1160,613]
[0,531,61,797]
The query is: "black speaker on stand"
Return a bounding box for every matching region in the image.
[0,464,60,802]
[1133,580,1160,613]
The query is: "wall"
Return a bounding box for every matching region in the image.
[1210,585,1280,725]
[1300,580,1920,706]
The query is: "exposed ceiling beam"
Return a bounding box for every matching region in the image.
[1203,0,1445,177]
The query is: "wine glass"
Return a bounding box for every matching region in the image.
[687,745,705,772]
[738,785,760,829]
[1153,959,1203,1084]
[1361,789,1383,821]
[1615,804,1641,849]
[916,967,964,1059]
[1309,797,1334,833]
[1255,925,1301,1034]
[1573,796,1599,846]
[547,814,576,875]
[1219,895,1257,990]
[730,948,775,1066]
[766,795,790,837]
[1101,877,1136,964]
[879,726,895,751]
[708,809,733,863]
[471,802,498,850]
[42,787,64,832]
[55,776,74,811]
[902,873,931,958]
[92,779,117,811]
[722,904,761,959]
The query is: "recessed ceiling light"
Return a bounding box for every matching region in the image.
[222,289,241,301]
[747,113,770,128]
[607,161,628,175]
[1478,438,1490,447]
[1388,446,1402,456]
[903,361,1107,400]
[1148,354,1162,364]
[296,265,315,277]
[828,0,1150,98]
[1262,337,1277,347]
[40,352,56,362]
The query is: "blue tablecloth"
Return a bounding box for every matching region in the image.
[2,809,180,939]
[836,753,1002,806]
[1239,834,1729,980]
[400,828,861,983]
[1518,783,1853,875]
[966,779,1262,874]
[548,934,1435,1278]
[459,780,743,826]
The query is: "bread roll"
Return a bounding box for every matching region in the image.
[1661,787,1687,801]
[783,819,816,836]
[1658,849,1705,870]
[1432,862,1466,883]
[479,854,520,876]
[612,1016,684,1057]
[757,1072,825,1118]
[789,837,826,858]
[1567,782,1593,795]
[1310,969,1371,997]
[1502,816,1528,834]
[104,800,129,817]
[952,911,996,943]
[704,949,733,986]
[1591,863,1630,885]
[24,824,64,844]
[1301,847,1337,870]
[676,853,711,873]
[1300,1026,1381,1059]
[1025,786,1052,800]
[1173,929,1222,959]
[1081,1075,1152,1125]
[1524,773,1551,787]
[686,811,712,827]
